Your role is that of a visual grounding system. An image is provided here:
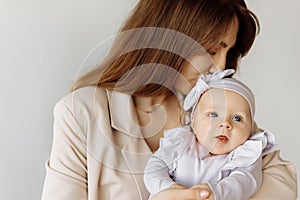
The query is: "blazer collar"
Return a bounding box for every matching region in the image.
[106,89,144,139]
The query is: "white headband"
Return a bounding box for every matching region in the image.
[183,69,255,123]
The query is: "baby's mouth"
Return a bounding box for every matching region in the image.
[216,135,229,143]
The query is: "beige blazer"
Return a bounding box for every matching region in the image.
[41,86,297,200]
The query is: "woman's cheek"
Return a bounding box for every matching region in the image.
[174,77,194,95]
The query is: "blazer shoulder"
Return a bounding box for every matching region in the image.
[53,86,110,132]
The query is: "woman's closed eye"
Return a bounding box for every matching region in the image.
[207,50,216,56]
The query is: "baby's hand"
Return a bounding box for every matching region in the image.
[191,184,214,200]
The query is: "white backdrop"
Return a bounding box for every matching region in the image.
[0,0,299,199]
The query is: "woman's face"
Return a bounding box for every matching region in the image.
[176,18,239,95]
[192,89,252,155]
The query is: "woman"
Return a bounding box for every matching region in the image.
[42,0,297,199]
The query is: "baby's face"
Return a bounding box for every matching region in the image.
[192,88,252,155]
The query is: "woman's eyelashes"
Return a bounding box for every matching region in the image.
[207,49,217,56]
[207,45,222,56]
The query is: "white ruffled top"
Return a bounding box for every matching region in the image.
[144,126,277,200]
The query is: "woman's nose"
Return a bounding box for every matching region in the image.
[219,120,232,130]
[209,53,226,73]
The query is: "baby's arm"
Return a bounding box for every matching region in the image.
[208,157,262,200]
[144,127,194,197]
[144,153,179,196]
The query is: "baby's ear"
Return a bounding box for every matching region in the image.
[181,109,191,126]
[251,121,264,134]
[190,119,194,130]
[190,116,196,131]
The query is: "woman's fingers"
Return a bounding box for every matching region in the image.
[151,187,210,200]
[191,183,210,190]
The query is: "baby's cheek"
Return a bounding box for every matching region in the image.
[194,124,210,143]
[204,119,220,132]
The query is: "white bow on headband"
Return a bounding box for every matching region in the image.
[183,69,235,111]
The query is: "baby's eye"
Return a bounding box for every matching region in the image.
[208,112,218,118]
[232,115,242,122]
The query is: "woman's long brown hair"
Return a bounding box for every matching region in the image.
[72,0,259,96]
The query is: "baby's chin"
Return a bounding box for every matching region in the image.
[209,146,233,155]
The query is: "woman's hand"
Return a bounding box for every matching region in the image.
[150,187,210,200]
[170,183,187,189]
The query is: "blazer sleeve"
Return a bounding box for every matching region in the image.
[249,150,297,200]
[41,100,88,200]
[248,123,298,199]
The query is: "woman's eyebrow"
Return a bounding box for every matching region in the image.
[219,41,228,48]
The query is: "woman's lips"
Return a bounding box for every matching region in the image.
[216,135,228,143]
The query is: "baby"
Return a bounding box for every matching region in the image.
[144,69,277,200]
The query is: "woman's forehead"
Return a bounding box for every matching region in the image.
[220,17,239,49]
